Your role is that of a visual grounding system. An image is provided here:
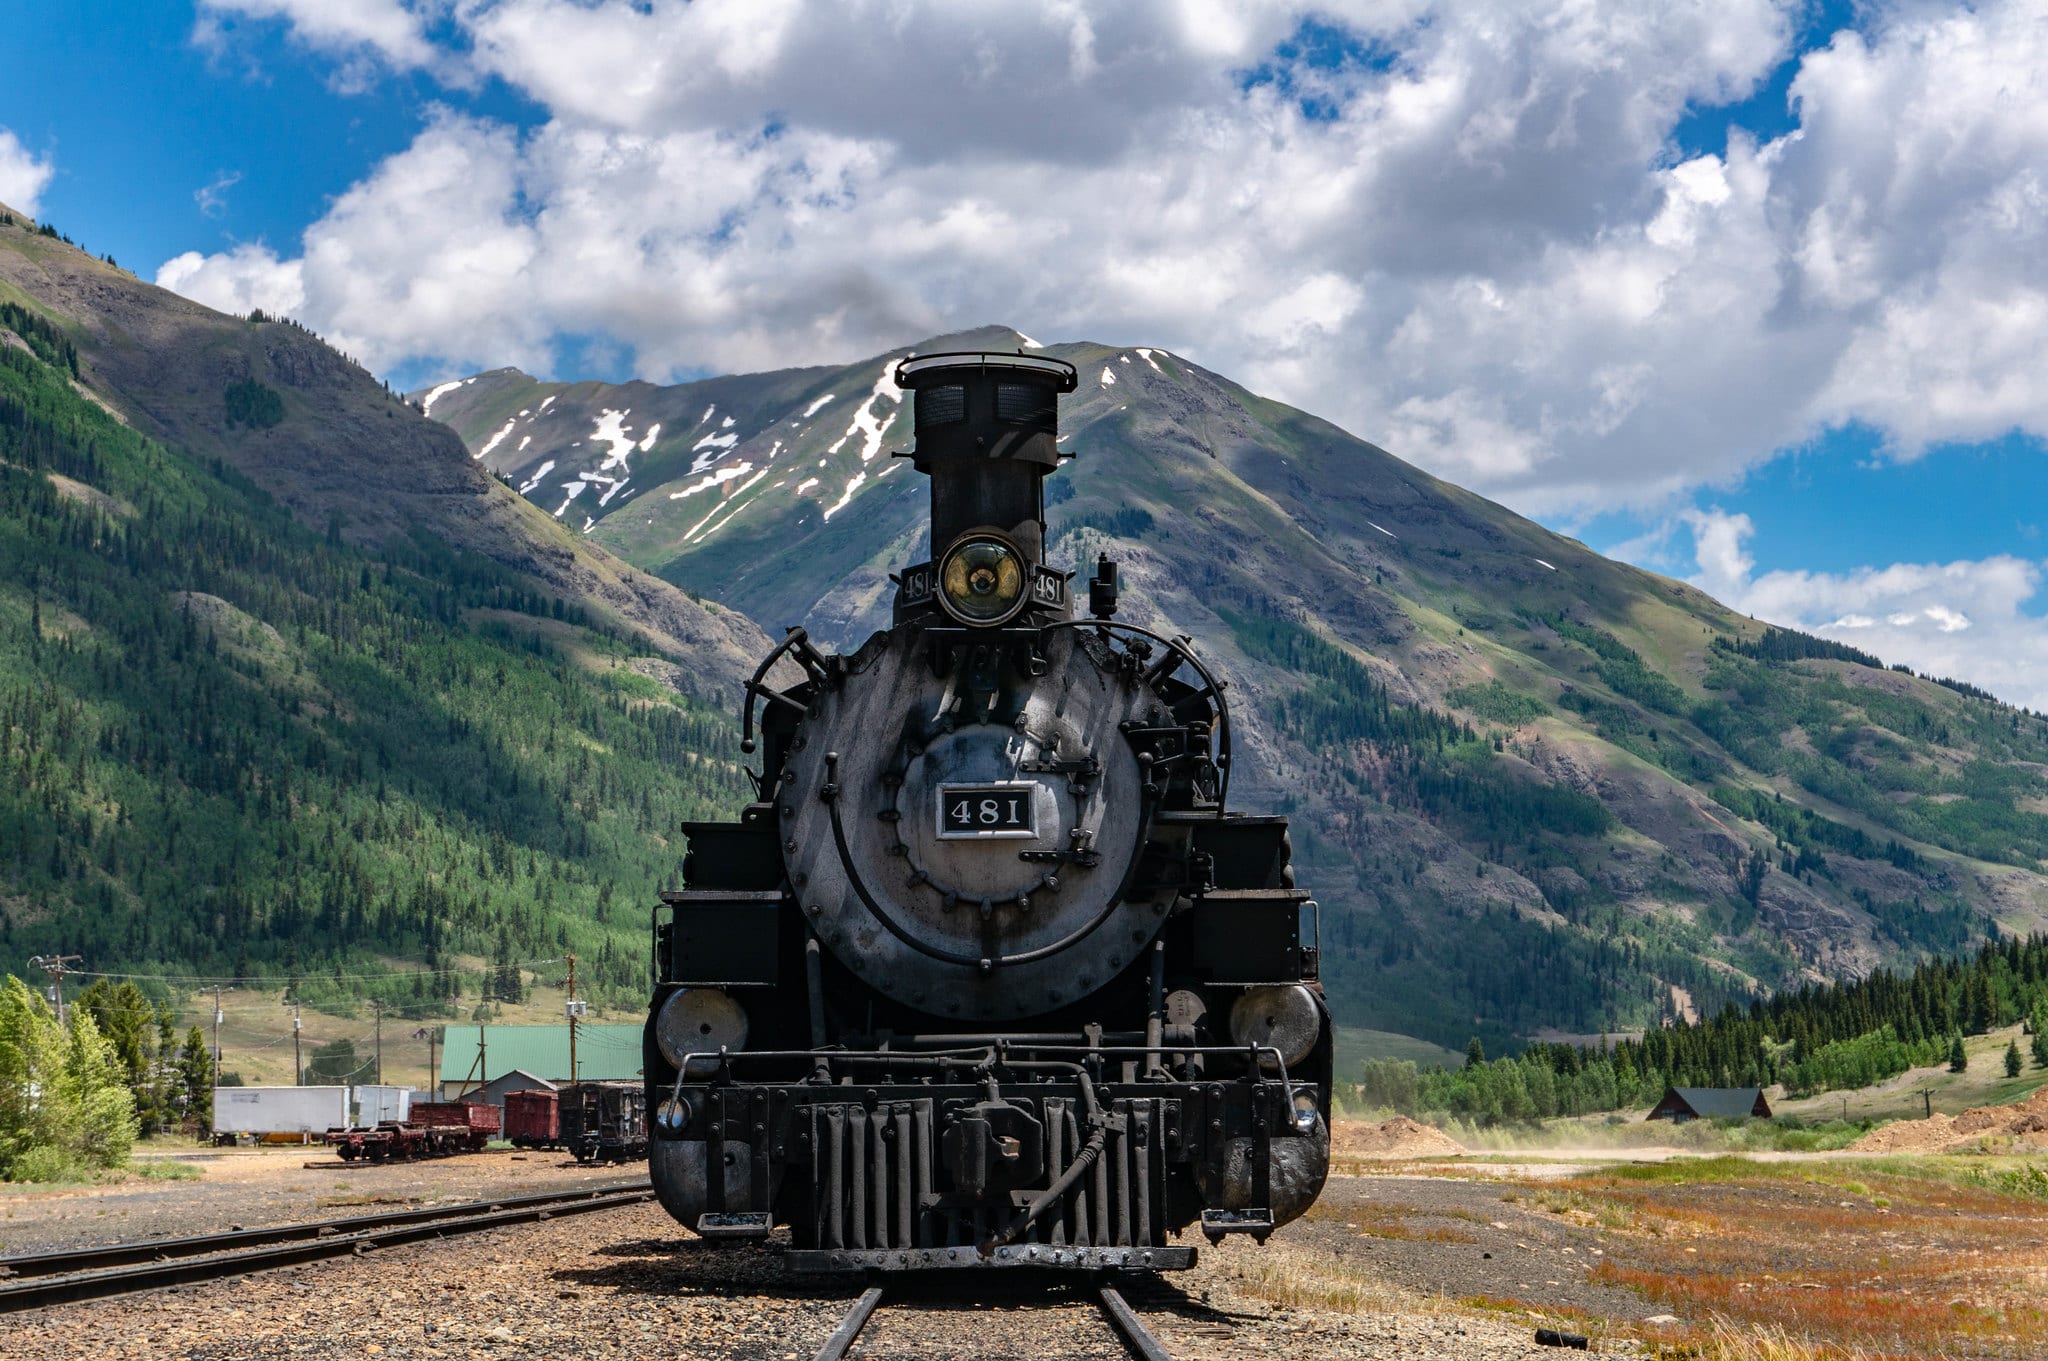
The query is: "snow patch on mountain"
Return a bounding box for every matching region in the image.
[827,364,903,465]
[1100,367,1116,387]
[802,393,836,418]
[688,468,773,545]
[590,409,642,474]
[670,463,754,500]
[477,418,517,460]
[518,460,556,495]
[823,471,867,520]
[553,480,590,518]
[796,477,819,495]
[421,380,465,413]
[638,423,661,452]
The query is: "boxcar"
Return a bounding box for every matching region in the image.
[504,1088,561,1150]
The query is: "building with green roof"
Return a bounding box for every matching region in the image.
[437,1023,643,1096]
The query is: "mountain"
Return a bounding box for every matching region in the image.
[430,327,2048,1053]
[0,206,769,700]
[0,202,775,1008]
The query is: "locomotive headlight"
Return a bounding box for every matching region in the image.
[655,988,749,1069]
[938,534,1027,625]
[1228,984,1322,1069]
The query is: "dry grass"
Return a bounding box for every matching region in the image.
[1503,1185,1636,1230]
[1210,1240,1432,1315]
[1661,1316,1894,1361]
[1301,1194,1478,1243]
[1558,1159,2048,1359]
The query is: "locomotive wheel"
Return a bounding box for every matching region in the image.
[335,1145,357,1161]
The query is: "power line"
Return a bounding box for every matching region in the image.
[62,957,566,985]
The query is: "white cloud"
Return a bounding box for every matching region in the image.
[195,170,242,219]
[158,241,307,320]
[196,0,436,72]
[0,129,55,218]
[156,0,2048,522]
[1680,508,2048,710]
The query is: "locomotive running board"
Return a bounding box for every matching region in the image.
[784,1245,1196,1273]
[696,1212,773,1239]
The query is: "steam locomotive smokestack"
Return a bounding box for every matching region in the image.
[896,352,1079,569]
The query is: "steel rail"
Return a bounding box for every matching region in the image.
[0,1186,652,1313]
[809,1280,1178,1361]
[0,1181,651,1280]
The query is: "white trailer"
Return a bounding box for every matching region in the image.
[213,1085,351,1138]
[350,1085,413,1127]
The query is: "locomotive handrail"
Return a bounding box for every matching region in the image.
[739,625,828,757]
[1039,619,1234,811]
[667,1040,1304,1099]
[894,351,1079,391]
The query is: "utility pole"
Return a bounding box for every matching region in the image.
[286,998,302,1086]
[371,999,383,1086]
[27,955,82,1026]
[565,953,579,1088]
[212,986,223,1094]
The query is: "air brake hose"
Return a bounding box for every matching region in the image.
[981,1066,1109,1254]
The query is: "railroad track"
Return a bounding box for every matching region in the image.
[814,1279,1177,1361]
[0,1182,653,1313]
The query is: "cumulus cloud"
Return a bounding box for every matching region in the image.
[0,129,55,218]
[158,0,2048,520]
[196,0,436,72]
[1679,508,2048,710]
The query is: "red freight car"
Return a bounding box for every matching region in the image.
[325,1100,502,1161]
[503,1089,560,1150]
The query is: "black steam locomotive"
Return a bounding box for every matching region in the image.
[644,352,1330,1271]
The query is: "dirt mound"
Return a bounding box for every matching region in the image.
[1849,1113,1956,1153]
[1333,1116,1466,1159]
[1850,1083,2048,1153]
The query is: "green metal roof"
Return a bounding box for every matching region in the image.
[438,1023,642,1084]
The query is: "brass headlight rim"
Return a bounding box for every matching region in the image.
[935,530,1031,627]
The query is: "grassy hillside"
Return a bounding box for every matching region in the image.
[436,333,2048,1053]
[0,219,759,1011]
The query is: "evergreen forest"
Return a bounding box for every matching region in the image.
[0,308,747,1017]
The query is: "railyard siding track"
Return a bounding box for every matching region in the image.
[0,1185,653,1313]
[813,1281,1177,1361]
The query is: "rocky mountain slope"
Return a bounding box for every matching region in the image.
[0,206,768,702]
[431,328,2048,1051]
[0,202,770,1001]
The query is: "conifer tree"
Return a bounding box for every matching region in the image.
[1949,1034,1969,1073]
[2006,1038,2023,1078]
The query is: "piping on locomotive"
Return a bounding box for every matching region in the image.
[644,352,1331,1271]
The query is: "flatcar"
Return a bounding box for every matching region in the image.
[644,352,1330,1271]
[325,1100,501,1161]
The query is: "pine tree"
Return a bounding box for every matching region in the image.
[1948,1034,1969,1073]
[2005,1038,2024,1078]
[1465,1037,1486,1070]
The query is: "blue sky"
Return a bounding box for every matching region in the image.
[3,1,2046,704]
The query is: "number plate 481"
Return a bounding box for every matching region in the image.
[936,783,1040,839]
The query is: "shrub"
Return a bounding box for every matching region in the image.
[0,976,137,1180]
[223,378,285,429]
